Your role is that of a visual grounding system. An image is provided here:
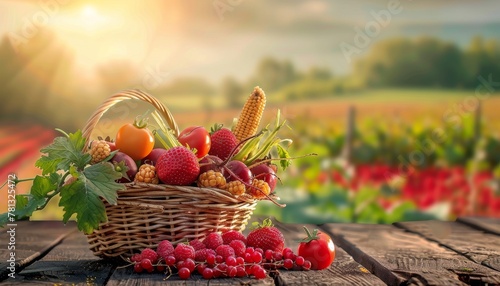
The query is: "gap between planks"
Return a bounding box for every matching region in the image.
[0,228,76,281]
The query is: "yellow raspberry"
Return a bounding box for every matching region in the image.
[89,140,111,164]
[134,164,159,184]
[197,170,226,189]
[247,179,270,199]
[225,180,245,196]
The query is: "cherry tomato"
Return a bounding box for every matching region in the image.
[115,120,155,161]
[297,227,335,270]
[178,126,211,159]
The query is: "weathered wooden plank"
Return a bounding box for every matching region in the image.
[395,220,500,272]
[5,231,115,285]
[0,221,75,282]
[107,267,274,286]
[321,223,500,286]
[272,220,386,286]
[458,217,500,236]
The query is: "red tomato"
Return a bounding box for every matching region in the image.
[115,121,155,161]
[178,126,211,159]
[297,227,335,270]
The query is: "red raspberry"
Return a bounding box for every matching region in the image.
[140,248,158,264]
[130,253,142,263]
[229,240,246,258]
[174,244,195,262]
[215,245,235,261]
[195,248,216,262]
[189,239,206,251]
[203,232,223,250]
[156,240,174,259]
[222,230,247,245]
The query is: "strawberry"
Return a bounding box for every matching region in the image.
[174,244,195,262]
[229,240,246,258]
[189,239,206,251]
[216,245,235,260]
[203,232,223,250]
[209,125,238,161]
[140,248,159,264]
[222,230,247,245]
[156,240,175,260]
[195,248,216,262]
[246,218,285,253]
[156,146,200,185]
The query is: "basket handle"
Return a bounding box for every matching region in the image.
[82,89,179,147]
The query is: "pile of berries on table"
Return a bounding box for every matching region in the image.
[128,219,335,280]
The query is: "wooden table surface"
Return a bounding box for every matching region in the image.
[1,217,499,286]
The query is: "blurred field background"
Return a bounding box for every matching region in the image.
[1,0,500,222]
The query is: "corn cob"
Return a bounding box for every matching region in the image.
[233,86,266,142]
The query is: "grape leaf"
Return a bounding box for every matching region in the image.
[59,179,108,234]
[13,195,46,219]
[59,162,125,234]
[81,162,124,205]
[36,130,91,174]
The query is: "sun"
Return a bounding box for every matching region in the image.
[82,5,98,20]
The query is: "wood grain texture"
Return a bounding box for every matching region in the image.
[272,220,386,286]
[321,223,500,286]
[5,231,115,285]
[395,220,500,272]
[0,221,75,282]
[107,267,275,286]
[458,217,500,236]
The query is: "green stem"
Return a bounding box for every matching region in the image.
[55,128,70,137]
[0,177,35,189]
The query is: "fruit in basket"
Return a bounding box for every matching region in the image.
[225,160,252,185]
[233,86,266,142]
[197,170,226,189]
[178,126,211,159]
[141,148,168,166]
[247,179,271,199]
[111,151,138,183]
[246,218,285,253]
[115,116,155,160]
[209,124,239,160]
[134,164,159,184]
[250,163,277,192]
[225,180,245,196]
[88,139,111,164]
[297,227,335,270]
[199,155,224,174]
[156,146,200,185]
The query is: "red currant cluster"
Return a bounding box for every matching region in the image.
[129,242,312,280]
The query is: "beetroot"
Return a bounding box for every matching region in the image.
[111,151,138,183]
[225,160,252,185]
[142,148,168,166]
[251,164,277,192]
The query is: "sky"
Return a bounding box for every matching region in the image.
[0,0,499,83]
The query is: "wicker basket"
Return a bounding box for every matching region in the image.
[81,89,257,258]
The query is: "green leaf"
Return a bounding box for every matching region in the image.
[59,180,108,234]
[30,175,58,198]
[81,162,125,205]
[276,144,292,171]
[14,195,46,219]
[36,130,90,175]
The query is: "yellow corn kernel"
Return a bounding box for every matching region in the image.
[233,86,266,142]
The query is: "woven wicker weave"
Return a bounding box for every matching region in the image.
[82,89,257,258]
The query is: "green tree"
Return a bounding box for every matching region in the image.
[248,57,298,92]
